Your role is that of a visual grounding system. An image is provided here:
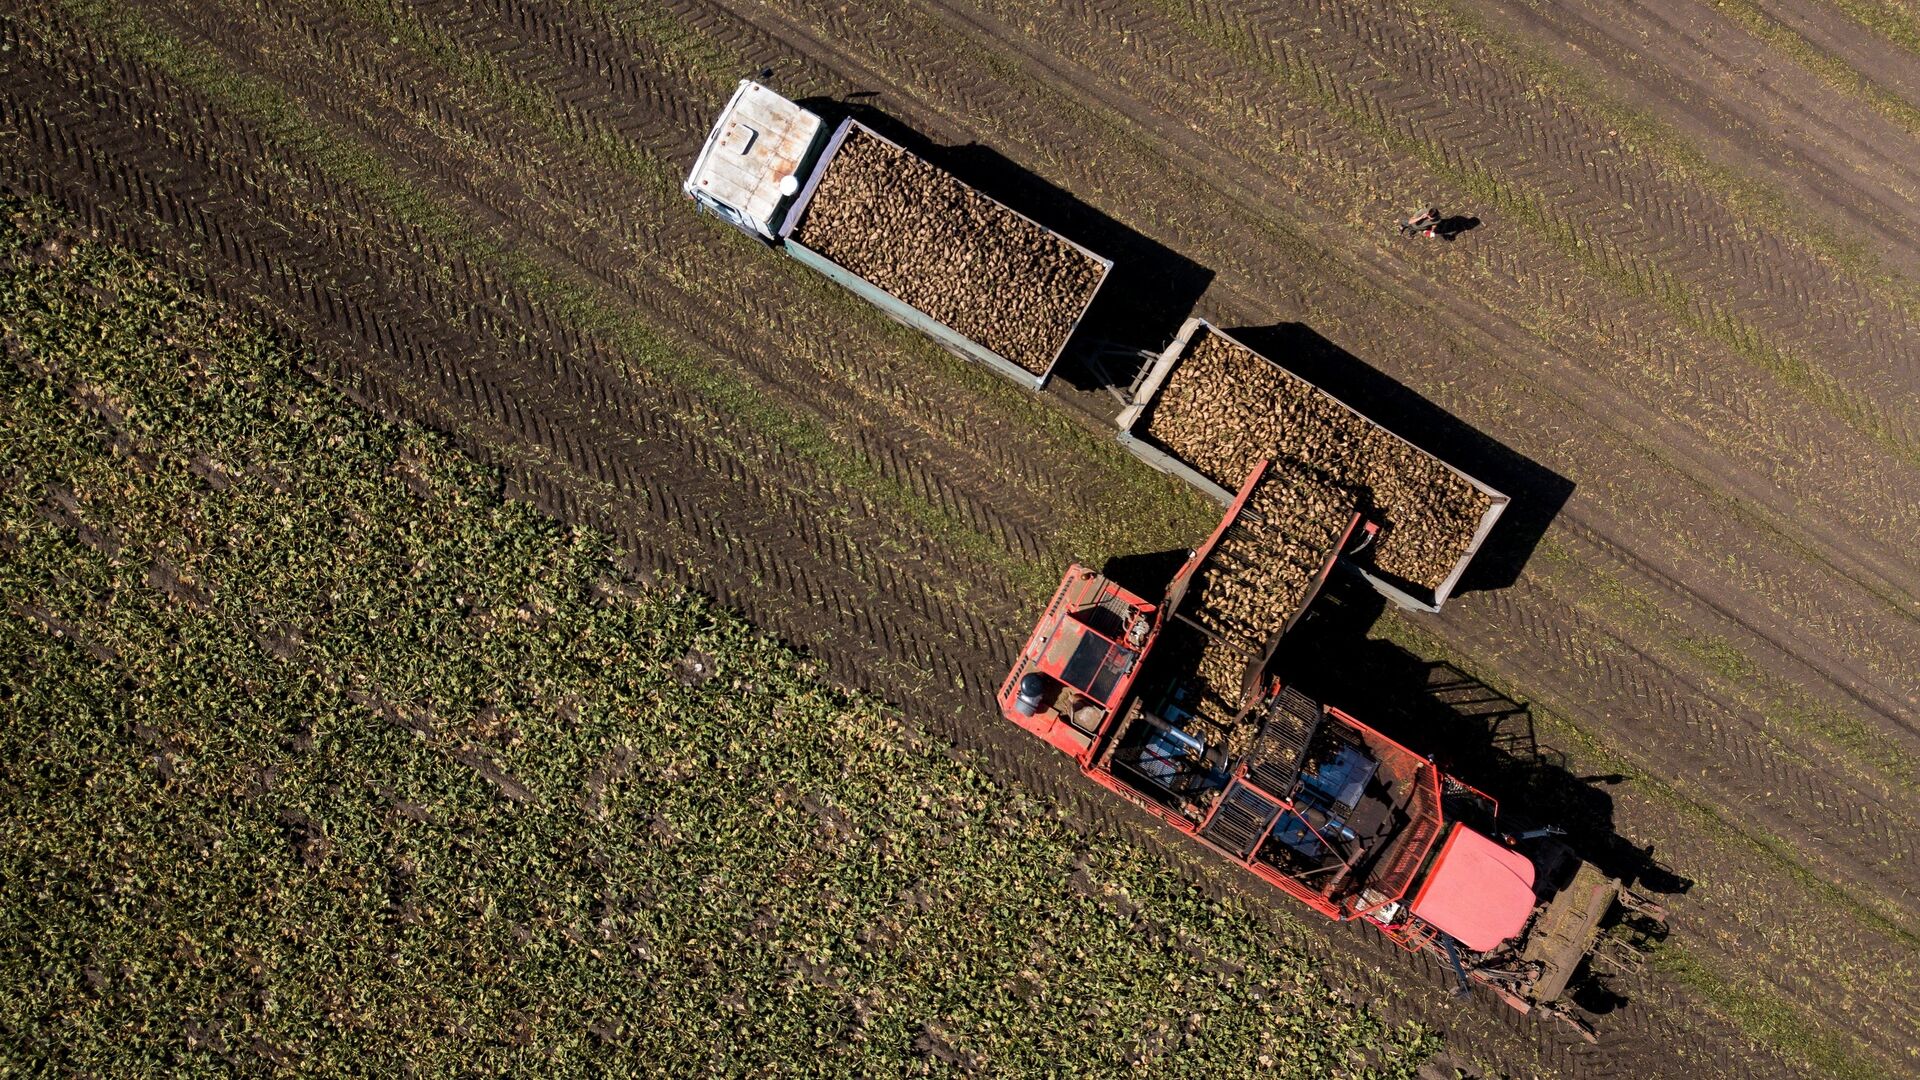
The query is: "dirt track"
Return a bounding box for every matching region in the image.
[4,0,1919,1076]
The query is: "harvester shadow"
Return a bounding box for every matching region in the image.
[1283,574,1692,905]
[793,96,1213,396]
[1099,548,1192,607]
[1225,323,1573,596]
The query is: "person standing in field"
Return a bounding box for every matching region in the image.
[1399,207,1442,238]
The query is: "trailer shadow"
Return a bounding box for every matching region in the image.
[1225,323,1573,596]
[1282,575,1692,903]
[792,97,1213,393]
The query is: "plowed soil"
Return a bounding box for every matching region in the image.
[5,0,1918,1077]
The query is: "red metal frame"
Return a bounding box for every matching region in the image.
[994,458,1468,942]
[997,567,1162,762]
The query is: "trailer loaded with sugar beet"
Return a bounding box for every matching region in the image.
[686,86,1503,611]
[1117,319,1508,612]
[684,81,1112,388]
[999,460,1666,1040]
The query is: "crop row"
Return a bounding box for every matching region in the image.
[0,195,1438,1076]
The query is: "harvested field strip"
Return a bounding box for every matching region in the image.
[0,205,1440,1076]
[706,0,1920,842]
[1245,0,1920,389]
[169,0,1209,568]
[1537,534,1920,789]
[1123,0,1920,458]
[1711,0,1920,138]
[1422,0,1920,300]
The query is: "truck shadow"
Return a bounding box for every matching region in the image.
[1226,323,1573,596]
[1282,575,1693,904]
[793,97,1213,392]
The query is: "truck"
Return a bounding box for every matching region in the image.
[999,459,1664,1039]
[685,81,1114,389]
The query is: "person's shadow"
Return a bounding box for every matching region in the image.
[1435,215,1481,241]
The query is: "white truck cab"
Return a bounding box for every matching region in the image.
[683,81,827,241]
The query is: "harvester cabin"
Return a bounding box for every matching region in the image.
[684,81,826,239]
[1003,568,1157,757]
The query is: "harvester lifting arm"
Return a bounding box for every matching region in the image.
[1498,826,1565,844]
[1438,934,1475,998]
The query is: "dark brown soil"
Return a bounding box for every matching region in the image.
[792,126,1105,374]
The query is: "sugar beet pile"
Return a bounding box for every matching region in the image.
[1143,328,1493,590]
[791,128,1106,375]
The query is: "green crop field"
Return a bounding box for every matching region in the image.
[0,198,1438,1075]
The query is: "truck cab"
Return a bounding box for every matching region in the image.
[683,81,828,241]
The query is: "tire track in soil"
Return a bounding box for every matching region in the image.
[682,0,1920,895]
[1263,0,1920,419]
[0,15,1655,1080]
[3,4,1889,1068]
[1442,0,1920,281]
[0,29,1574,1076]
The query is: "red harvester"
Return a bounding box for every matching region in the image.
[999,461,1665,1039]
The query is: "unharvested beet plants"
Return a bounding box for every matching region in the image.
[0,198,1438,1077]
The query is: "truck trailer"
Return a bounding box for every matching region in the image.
[685,81,1114,388]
